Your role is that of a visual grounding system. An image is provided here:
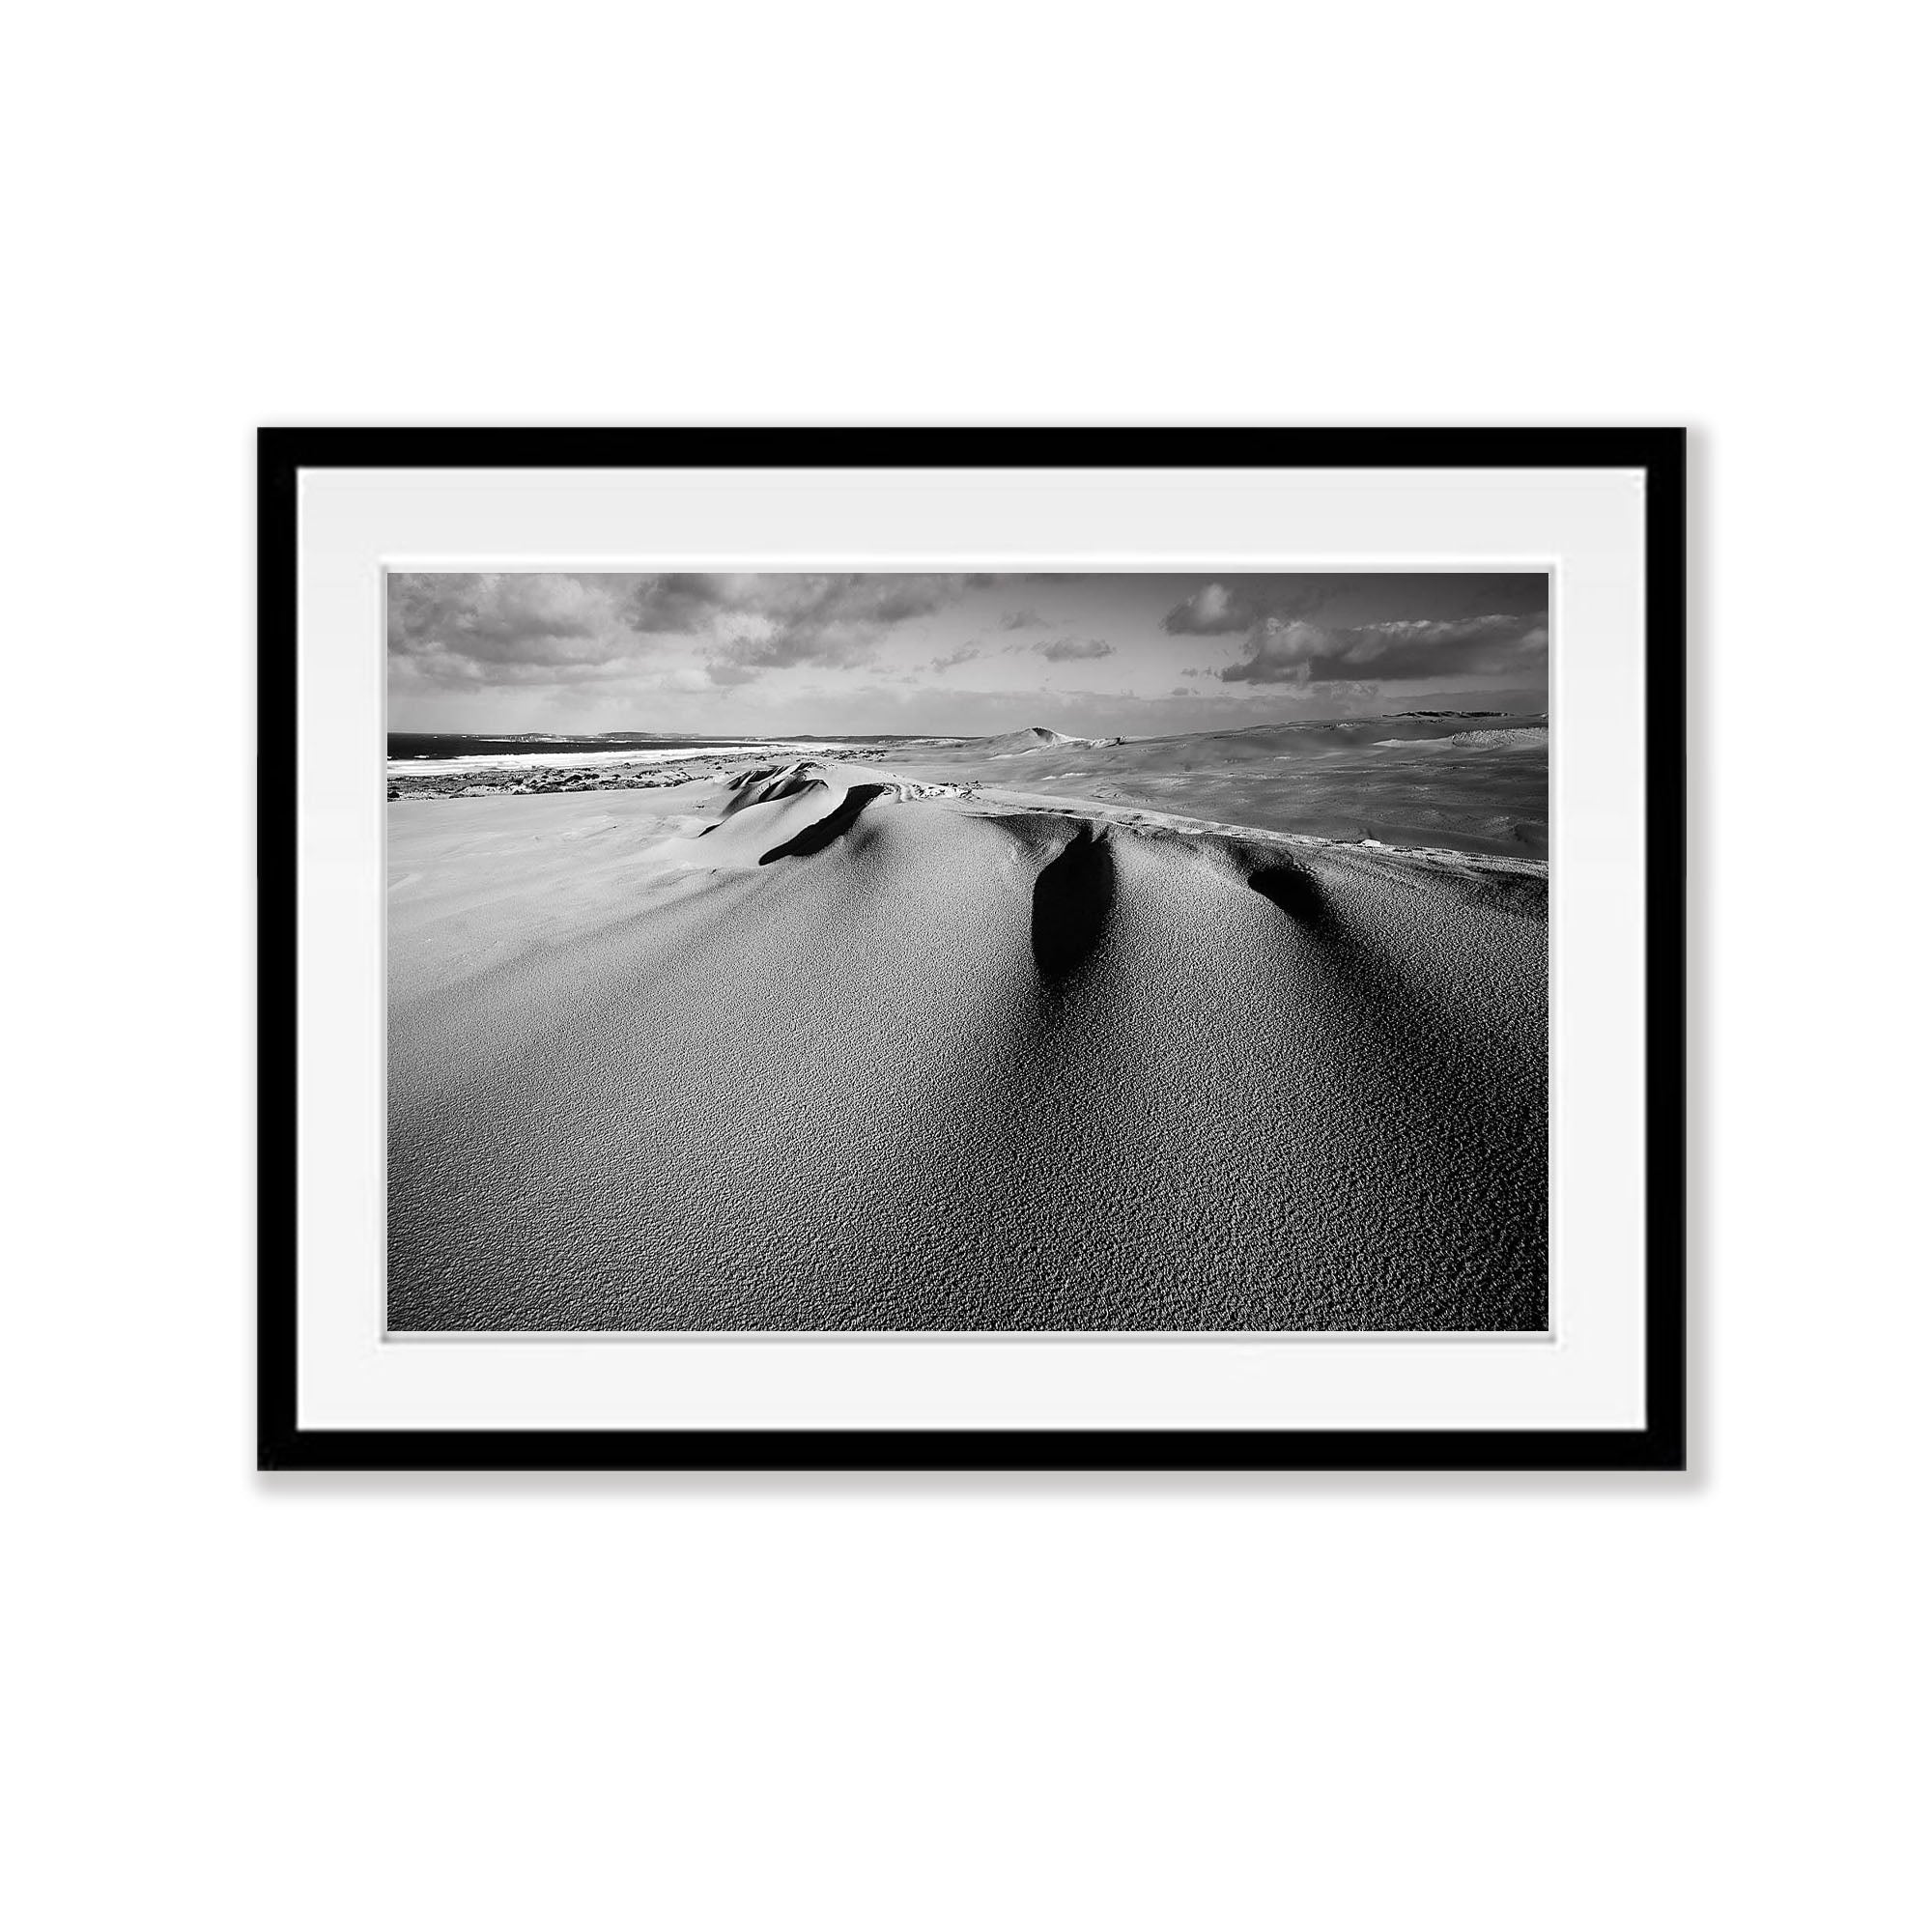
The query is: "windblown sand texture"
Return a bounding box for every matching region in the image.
[388,753,1548,1330]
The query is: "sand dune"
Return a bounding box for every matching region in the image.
[388,760,1547,1331]
[883,718,1549,859]
[976,724,1122,756]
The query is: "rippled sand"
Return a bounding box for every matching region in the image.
[388,762,1547,1330]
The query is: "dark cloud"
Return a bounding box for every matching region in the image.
[625,573,978,684]
[1219,614,1548,686]
[1164,575,1549,694]
[387,574,653,690]
[388,574,632,668]
[1005,636,1114,663]
[997,609,1048,631]
[389,571,986,691]
[627,573,969,638]
[928,643,981,674]
[1163,574,1548,639]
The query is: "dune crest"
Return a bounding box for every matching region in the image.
[980,724,1124,756]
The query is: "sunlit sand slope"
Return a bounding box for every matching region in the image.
[387,764,1547,1330]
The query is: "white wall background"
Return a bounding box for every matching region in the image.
[7,5,1925,1927]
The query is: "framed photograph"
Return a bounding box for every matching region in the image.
[260,428,1685,1471]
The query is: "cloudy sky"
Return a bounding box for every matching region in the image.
[388,572,1548,737]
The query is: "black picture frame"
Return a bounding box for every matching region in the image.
[259,427,1686,1473]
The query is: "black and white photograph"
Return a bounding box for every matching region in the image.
[385,568,1551,1334]
[267,429,1680,1464]
[18,10,1932,1931]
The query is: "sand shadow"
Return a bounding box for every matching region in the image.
[1245,861,1337,938]
[758,784,893,865]
[1030,826,1115,980]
